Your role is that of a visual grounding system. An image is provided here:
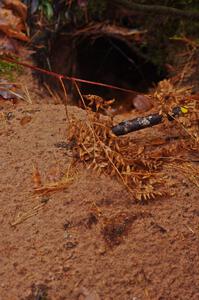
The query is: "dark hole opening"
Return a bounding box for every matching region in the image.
[46,32,167,108]
[76,37,162,94]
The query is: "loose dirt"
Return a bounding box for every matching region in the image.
[0,82,199,300]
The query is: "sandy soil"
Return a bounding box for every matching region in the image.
[0,94,199,300]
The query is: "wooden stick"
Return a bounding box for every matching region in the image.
[112,107,183,136]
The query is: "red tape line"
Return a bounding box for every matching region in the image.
[1,56,137,94]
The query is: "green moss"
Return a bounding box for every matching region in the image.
[0,60,22,81]
[39,0,54,20]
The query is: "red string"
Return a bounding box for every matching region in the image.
[1,56,137,94]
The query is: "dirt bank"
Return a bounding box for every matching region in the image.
[0,100,198,300]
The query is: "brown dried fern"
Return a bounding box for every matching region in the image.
[67,111,167,201]
[67,79,198,201]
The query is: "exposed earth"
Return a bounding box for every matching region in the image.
[0,73,199,300]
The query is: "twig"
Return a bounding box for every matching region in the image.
[59,76,70,123]
[73,80,97,158]
[114,0,199,21]
[112,107,185,136]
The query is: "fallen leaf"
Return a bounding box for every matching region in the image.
[0,1,28,42]
[3,0,27,21]
[20,115,32,126]
[46,164,62,183]
[32,164,42,188]
[133,94,153,112]
[0,33,17,55]
[74,287,101,300]
[0,79,15,99]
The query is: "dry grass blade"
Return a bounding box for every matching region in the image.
[167,163,199,189]
[11,203,45,226]
[59,76,70,123]
[34,176,74,196]
[32,164,42,188]
[11,165,74,226]
[33,163,74,195]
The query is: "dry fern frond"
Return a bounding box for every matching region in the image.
[167,162,199,189]
[67,111,168,201]
[84,94,115,112]
[11,203,45,226]
[34,176,74,196]
[66,78,198,202]
[153,79,192,114]
[152,79,198,147]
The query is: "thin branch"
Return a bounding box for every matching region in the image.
[112,107,185,136]
[59,76,70,123]
[114,0,199,21]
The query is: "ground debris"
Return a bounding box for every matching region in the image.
[23,283,50,300]
[64,242,78,250]
[101,212,137,247]
[54,140,76,150]
[73,287,101,300]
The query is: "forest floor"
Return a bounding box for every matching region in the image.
[0,71,199,300]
